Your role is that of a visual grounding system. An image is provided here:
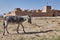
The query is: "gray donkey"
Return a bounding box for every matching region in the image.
[3,15,32,35]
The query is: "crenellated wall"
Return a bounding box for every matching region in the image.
[3,6,60,17]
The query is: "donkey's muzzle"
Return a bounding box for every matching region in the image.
[28,18,32,24]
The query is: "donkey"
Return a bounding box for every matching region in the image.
[3,15,32,35]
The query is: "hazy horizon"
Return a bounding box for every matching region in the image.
[0,0,60,16]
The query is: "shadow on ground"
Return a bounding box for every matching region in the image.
[9,30,54,35]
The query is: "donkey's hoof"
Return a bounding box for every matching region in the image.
[24,31,26,33]
[3,34,5,35]
[7,32,10,34]
[17,32,19,34]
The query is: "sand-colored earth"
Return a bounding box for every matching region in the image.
[0,17,60,40]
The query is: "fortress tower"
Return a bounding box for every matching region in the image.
[42,6,51,13]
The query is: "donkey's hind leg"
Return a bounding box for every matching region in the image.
[3,26,9,35]
[3,26,5,35]
[3,21,9,35]
[6,26,9,34]
[3,21,6,35]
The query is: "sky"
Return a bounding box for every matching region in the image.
[0,0,60,15]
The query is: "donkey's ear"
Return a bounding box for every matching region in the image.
[28,14,30,17]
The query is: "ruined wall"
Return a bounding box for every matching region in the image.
[50,10,60,17]
[3,6,60,17]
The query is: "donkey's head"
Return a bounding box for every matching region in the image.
[27,15,32,24]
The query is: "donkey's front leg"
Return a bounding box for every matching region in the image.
[17,23,20,34]
[21,23,26,33]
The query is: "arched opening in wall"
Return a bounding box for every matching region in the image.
[53,14,55,17]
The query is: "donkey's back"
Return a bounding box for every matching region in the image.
[4,16,26,23]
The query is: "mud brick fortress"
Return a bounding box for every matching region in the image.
[4,6,60,17]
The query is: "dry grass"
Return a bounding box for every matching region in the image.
[0,17,60,40]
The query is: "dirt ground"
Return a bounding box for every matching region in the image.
[0,17,60,40]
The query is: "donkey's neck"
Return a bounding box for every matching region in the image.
[20,15,29,21]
